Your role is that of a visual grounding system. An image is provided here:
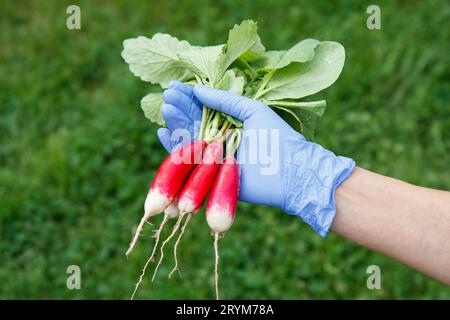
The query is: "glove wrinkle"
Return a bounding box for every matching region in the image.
[283,133,355,237]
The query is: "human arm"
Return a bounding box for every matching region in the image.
[158,81,450,285]
[332,167,450,285]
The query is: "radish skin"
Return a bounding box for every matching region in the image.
[126,140,206,257]
[206,156,239,232]
[168,140,224,278]
[178,140,224,214]
[206,155,240,300]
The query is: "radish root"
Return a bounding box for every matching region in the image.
[214,232,220,300]
[151,214,184,282]
[130,214,170,300]
[168,213,192,279]
[126,217,146,256]
[126,209,156,256]
[149,214,170,262]
[130,253,152,300]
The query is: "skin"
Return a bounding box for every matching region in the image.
[332,167,450,285]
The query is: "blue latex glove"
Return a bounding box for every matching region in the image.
[158,81,355,237]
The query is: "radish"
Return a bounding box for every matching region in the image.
[206,130,241,300]
[206,156,239,233]
[126,140,206,256]
[178,140,224,214]
[131,199,180,300]
[152,140,224,281]
[170,139,224,278]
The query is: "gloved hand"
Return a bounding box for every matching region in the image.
[158,81,355,237]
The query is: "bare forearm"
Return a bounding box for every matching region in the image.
[331,167,450,285]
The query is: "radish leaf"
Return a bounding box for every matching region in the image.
[218,70,245,95]
[222,114,243,128]
[240,35,265,61]
[273,106,319,140]
[264,99,326,117]
[256,41,345,100]
[178,45,224,85]
[123,21,346,140]
[121,34,193,87]
[141,92,165,126]
[216,20,260,82]
[254,39,320,71]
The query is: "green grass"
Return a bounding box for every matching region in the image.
[0,0,449,299]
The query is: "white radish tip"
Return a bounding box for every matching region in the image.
[206,207,234,233]
[164,202,180,219]
[177,198,196,215]
[144,189,171,217]
[126,190,170,257]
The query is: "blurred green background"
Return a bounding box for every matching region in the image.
[1,0,449,299]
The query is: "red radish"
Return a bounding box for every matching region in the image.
[206,129,241,300]
[206,156,239,234]
[178,140,224,214]
[131,199,180,300]
[169,140,224,278]
[126,140,206,256]
[152,140,224,281]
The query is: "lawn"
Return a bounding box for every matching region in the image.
[0,0,449,299]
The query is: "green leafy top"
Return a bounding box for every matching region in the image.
[121,20,345,139]
[121,34,193,87]
[253,38,319,71]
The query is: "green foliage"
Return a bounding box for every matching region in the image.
[253,39,319,70]
[122,19,343,138]
[0,0,449,299]
[256,42,345,100]
[122,34,193,86]
[179,45,224,83]
[141,92,165,126]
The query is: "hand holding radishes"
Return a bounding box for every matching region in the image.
[160,83,355,298]
[122,20,350,299]
[162,83,356,236]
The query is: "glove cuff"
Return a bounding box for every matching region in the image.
[282,136,356,237]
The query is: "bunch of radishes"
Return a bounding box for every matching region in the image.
[126,113,241,300]
[122,19,345,299]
